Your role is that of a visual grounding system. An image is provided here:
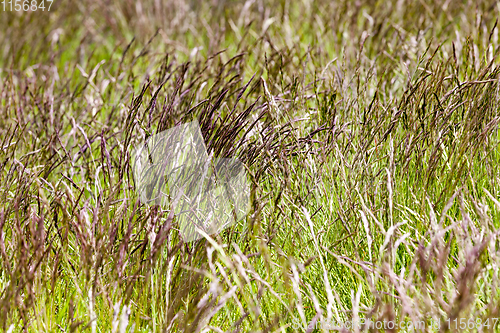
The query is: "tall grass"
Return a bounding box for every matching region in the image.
[1,0,500,331]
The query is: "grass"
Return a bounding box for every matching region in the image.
[1,0,500,331]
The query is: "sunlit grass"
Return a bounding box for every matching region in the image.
[1,0,500,332]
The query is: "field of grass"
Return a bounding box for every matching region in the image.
[1,0,500,331]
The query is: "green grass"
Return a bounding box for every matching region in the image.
[1,0,500,332]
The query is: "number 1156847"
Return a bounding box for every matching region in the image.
[2,0,53,11]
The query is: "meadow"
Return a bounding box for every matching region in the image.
[1,0,500,331]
